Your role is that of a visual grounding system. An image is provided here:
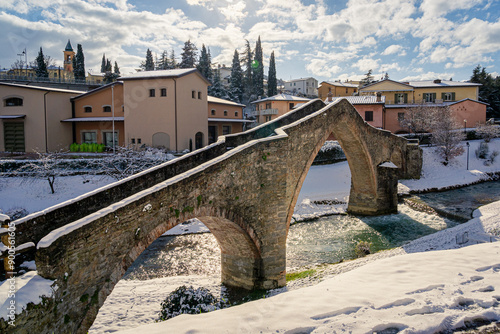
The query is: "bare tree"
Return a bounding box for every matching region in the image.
[16,151,68,194]
[399,103,437,135]
[475,122,499,142]
[430,106,465,165]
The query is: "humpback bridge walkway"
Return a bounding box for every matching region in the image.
[0,99,422,333]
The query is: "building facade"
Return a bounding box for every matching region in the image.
[249,94,311,126]
[207,96,250,144]
[283,78,318,97]
[0,83,84,152]
[318,81,358,100]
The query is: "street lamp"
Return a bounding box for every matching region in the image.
[464,119,467,135]
[466,142,470,170]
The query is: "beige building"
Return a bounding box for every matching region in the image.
[318,81,358,100]
[66,82,125,147]
[360,79,486,133]
[283,77,318,97]
[208,96,250,144]
[0,83,84,152]
[120,68,210,151]
[249,94,311,126]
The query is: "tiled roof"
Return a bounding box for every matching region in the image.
[326,96,385,104]
[251,94,311,103]
[408,80,481,88]
[321,81,358,88]
[208,96,245,107]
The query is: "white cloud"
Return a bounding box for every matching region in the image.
[419,0,484,17]
[219,1,246,23]
[382,44,405,56]
[354,57,381,72]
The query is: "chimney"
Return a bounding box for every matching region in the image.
[433,79,441,84]
[327,87,333,102]
[376,92,382,102]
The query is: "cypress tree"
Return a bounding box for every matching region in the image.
[252,36,264,98]
[241,40,253,103]
[74,44,85,81]
[228,49,244,103]
[114,61,120,75]
[180,40,197,68]
[267,51,277,97]
[35,47,48,78]
[101,54,106,73]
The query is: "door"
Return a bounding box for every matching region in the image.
[4,122,25,152]
[103,131,118,148]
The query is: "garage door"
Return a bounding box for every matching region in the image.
[4,122,25,152]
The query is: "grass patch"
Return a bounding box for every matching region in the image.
[286,269,317,282]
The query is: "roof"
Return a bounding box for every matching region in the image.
[61,117,125,122]
[384,98,488,108]
[65,39,73,52]
[284,77,317,83]
[251,94,312,104]
[0,115,26,119]
[408,80,481,88]
[360,79,414,91]
[208,118,254,123]
[320,81,358,88]
[71,81,123,101]
[120,68,211,85]
[326,96,385,105]
[0,82,85,94]
[208,96,245,107]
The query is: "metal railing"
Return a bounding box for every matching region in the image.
[248,108,279,117]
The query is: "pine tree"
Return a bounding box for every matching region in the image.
[157,50,168,70]
[211,67,226,99]
[180,40,197,68]
[35,47,48,78]
[252,36,264,98]
[101,54,106,73]
[241,40,253,103]
[197,44,212,82]
[471,65,500,118]
[228,49,244,103]
[267,50,277,97]
[114,61,120,75]
[360,69,374,87]
[74,44,85,81]
[167,48,177,69]
[140,49,154,71]
[384,72,389,80]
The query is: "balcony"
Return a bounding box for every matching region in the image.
[248,108,279,117]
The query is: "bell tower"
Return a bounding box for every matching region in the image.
[63,39,75,72]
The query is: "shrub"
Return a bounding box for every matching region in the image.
[476,141,489,159]
[158,285,223,321]
[355,241,372,258]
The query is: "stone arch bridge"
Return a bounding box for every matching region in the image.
[0,99,421,333]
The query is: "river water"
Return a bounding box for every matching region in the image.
[124,180,500,280]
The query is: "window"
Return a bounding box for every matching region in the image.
[266,102,271,109]
[423,93,436,103]
[84,106,92,113]
[137,138,142,144]
[395,93,407,104]
[211,109,216,116]
[235,111,238,117]
[265,115,272,122]
[149,89,155,97]
[4,97,23,107]
[442,92,455,101]
[198,91,202,99]
[398,112,405,122]
[224,110,228,116]
[364,111,373,122]
[161,88,167,97]
[289,103,294,110]
[103,106,111,112]
[103,131,118,147]
[131,138,135,144]
[222,125,231,135]
[346,88,348,94]
[192,90,196,99]
[82,131,97,144]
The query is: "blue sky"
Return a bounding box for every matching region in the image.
[0,0,499,83]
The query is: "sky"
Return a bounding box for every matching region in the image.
[0,0,499,83]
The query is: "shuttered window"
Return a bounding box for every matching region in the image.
[4,122,25,152]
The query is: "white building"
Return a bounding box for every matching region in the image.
[283,77,318,97]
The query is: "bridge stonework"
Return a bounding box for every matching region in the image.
[0,99,422,334]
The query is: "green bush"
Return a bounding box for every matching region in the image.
[158,285,225,321]
[70,143,80,152]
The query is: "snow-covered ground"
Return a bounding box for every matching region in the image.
[1,139,500,332]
